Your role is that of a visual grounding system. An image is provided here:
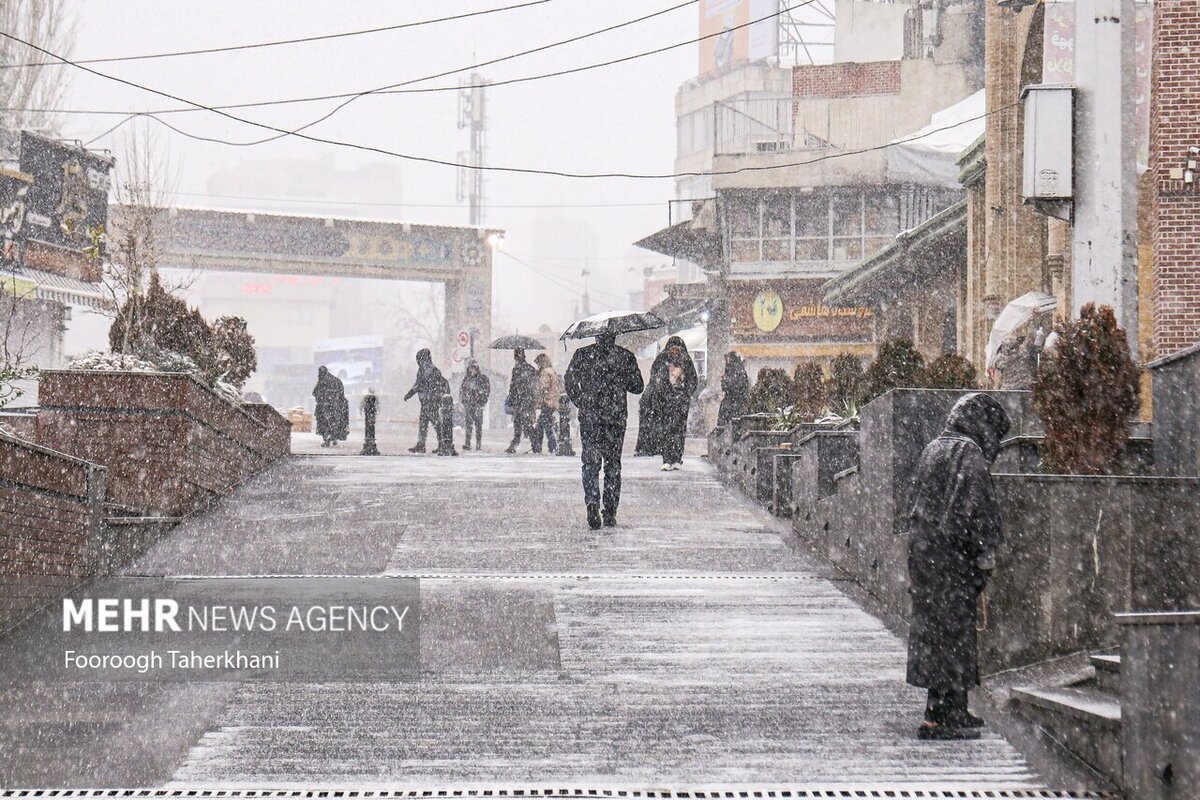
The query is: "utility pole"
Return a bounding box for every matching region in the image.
[457,72,488,226]
[1072,0,1138,354]
[581,259,592,317]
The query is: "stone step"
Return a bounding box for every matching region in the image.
[1089,653,1122,694]
[1011,685,1122,786]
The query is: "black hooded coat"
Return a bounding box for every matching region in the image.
[634,337,698,456]
[404,350,449,406]
[312,367,349,442]
[905,393,1011,692]
[716,354,750,426]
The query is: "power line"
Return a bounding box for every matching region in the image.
[0,15,1006,180]
[3,0,700,122]
[501,251,629,304]
[56,0,703,150]
[0,0,554,68]
[162,190,667,210]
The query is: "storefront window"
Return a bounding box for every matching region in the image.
[726,188,928,266]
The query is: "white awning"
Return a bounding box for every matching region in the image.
[887,90,986,188]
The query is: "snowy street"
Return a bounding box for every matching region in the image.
[3,446,1040,789]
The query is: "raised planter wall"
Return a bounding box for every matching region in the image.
[781,388,1200,673]
[35,371,291,517]
[0,433,105,632]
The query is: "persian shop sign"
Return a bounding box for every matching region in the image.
[735,284,874,341]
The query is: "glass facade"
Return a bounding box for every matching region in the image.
[724,187,958,272]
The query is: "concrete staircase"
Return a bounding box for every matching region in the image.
[1012,653,1123,786]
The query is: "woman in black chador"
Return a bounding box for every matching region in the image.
[312,365,349,447]
[906,392,1010,740]
[716,351,749,427]
[634,336,697,469]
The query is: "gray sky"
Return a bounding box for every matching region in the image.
[55,0,697,330]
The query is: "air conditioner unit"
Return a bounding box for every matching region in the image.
[754,140,792,153]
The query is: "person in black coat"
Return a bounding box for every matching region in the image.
[634,336,697,469]
[505,348,538,454]
[906,392,1010,740]
[459,360,491,451]
[404,348,449,453]
[716,351,750,427]
[313,366,349,447]
[564,332,644,530]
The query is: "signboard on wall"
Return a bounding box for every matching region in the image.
[1042,0,1151,163]
[699,0,780,75]
[19,132,113,258]
[0,168,32,267]
[730,280,875,343]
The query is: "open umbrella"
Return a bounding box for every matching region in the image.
[985,291,1058,369]
[560,309,665,340]
[490,334,546,350]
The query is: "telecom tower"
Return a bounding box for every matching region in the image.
[457,73,488,226]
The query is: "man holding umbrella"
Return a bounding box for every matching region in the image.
[564,311,658,530]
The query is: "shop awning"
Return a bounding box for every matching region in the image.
[1,266,110,310]
[822,199,967,306]
[634,199,721,267]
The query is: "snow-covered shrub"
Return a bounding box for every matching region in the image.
[920,353,978,390]
[65,350,158,372]
[825,354,865,416]
[211,377,244,405]
[748,368,796,415]
[791,362,827,421]
[863,338,925,402]
[1033,304,1140,474]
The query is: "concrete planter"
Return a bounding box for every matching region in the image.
[35,370,290,516]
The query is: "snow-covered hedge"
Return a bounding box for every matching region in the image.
[64,349,244,405]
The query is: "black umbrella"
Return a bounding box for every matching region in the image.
[490,334,546,350]
[560,310,665,340]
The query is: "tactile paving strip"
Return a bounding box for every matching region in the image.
[0,791,1115,799]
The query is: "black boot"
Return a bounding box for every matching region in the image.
[586,505,602,530]
[602,508,617,527]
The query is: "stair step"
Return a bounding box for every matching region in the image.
[1088,653,1122,694]
[1011,686,1123,784]
[1013,686,1122,727]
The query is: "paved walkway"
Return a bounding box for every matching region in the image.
[143,448,1038,790]
[2,445,1043,790]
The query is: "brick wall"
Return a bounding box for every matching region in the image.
[1151,0,1200,357]
[35,371,291,517]
[792,61,901,99]
[0,434,105,632]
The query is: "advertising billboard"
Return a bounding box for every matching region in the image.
[0,167,32,268]
[699,0,780,75]
[18,131,114,259]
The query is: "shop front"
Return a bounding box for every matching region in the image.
[728,279,877,376]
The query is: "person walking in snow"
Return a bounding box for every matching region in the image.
[505,348,538,453]
[564,332,644,530]
[404,348,449,453]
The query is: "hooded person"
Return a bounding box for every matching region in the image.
[635,336,698,468]
[459,359,491,451]
[312,365,349,447]
[905,392,1011,740]
[564,332,644,529]
[505,348,538,454]
[403,348,449,453]
[716,351,750,427]
[532,352,562,454]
